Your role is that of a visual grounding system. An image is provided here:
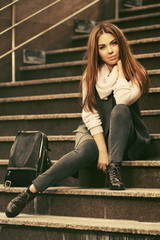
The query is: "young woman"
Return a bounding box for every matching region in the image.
[5,22,150,218]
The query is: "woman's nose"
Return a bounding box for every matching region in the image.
[107,46,113,53]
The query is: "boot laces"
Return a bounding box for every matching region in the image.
[109,165,122,182]
[12,191,29,209]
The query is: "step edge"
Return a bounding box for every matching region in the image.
[72,24,160,40]
[0,110,159,121]
[141,109,160,116]
[148,69,160,75]
[0,92,80,103]
[19,52,160,71]
[120,3,160,14]
[0,135,75,142]
[122,160,160,167]
[0,76,81,88]
[0,113,82,121]
[149,87,160,93]
[74,12,160,28]
[135,52,160,59]
[19,60,87,71]
[35,37,160,56]
[150,133,160,139]
[46,46,87,54]
[110,12,160,23]
[0,212,159,235]
[0,70,159,88]
[129,36,160,45]
[122,24,160,33]
[0,134,159,142]
[0,87,159,103]
[1,159,160,167]
[1,185,160,198]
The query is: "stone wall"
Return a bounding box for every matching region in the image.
[0,0,116,82]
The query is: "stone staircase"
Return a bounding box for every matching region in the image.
[0,2,160,239]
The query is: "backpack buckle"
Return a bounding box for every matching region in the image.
[4,180,12,187]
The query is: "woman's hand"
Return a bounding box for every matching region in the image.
[117,60,125,79]
[93,132,108,173]
[97,150,108,173]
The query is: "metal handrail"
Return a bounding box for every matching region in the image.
[0,0,62,36]
[0,0,20,12]
[0,0,100,60]
[0,0,105,82]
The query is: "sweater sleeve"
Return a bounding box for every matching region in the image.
[113,78,142,106]
[82,81,103,136]
[82,108,103,135]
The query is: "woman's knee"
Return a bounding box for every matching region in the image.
[76,139,98,159]
[110,104,131,123]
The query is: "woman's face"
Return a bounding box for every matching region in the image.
[98,32,119,71]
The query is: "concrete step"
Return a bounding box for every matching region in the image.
[0,110,159,136]
[0,133,159,160]
[1,160,160,188]
[139,88,160,110]
[0,88,159,116]
[45,37,160,63]
[19,53,160,80]
[0,212,159,239]
[121,160,160,189]
[141,110,160,134]
[111,12,160,29]
[72,25,160,46]
[0,69,159,98]
[1,186,160,222]
[20,60,86,79]
[143,0,160,5]
[115,24,160,40]
[0,113,81,136]
[46,46,86,63]
[0,76,81,98]
[137,52,160,70]
[0,93,81,116]
[119,3,160,18]
[148,69,160,88]
[129,37,160,54]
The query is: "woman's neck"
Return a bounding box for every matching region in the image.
[106,63,117,72]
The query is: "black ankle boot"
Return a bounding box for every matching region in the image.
[107,163,125,190]
[5,187,37,218]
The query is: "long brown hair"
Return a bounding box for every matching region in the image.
[81,22,149,112]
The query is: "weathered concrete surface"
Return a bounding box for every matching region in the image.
[0,212,160,236]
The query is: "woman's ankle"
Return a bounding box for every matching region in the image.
[29,184,38,193]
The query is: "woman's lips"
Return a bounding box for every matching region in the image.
[108,55,117,60]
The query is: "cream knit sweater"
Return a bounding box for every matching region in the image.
[82,64,142,136]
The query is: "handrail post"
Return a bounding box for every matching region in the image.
[115,0,119,19]
[12,0,16,82]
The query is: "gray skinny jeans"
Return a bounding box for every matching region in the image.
[33,104,135,192]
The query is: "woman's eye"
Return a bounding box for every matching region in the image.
[112,40,117,45]
[99,45,105,50]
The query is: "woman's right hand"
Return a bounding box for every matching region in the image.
[97,150,108,173]
[93,132,109,173]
